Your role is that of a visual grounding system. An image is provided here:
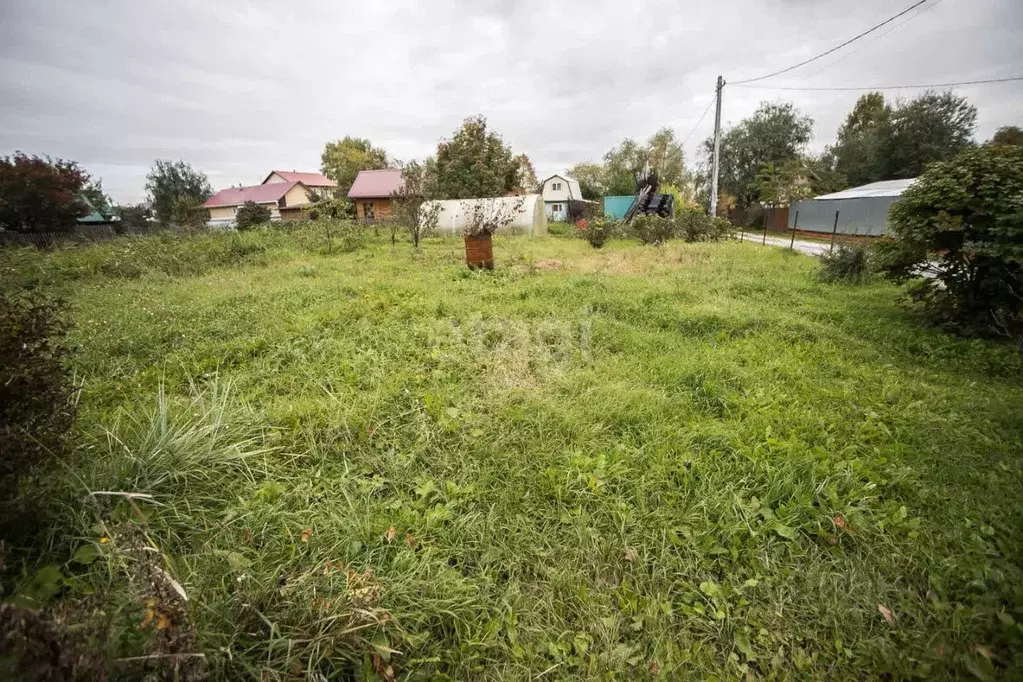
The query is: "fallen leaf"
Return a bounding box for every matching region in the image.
[300,528,312,543]
[405,532,416,548]
[831,515,854,533]
[99,536,110,544]
[624,548,637,563]
[935,643,945,657]
[649,660,661,676]
[878,604,895,626]
[974,644,993,659]
[386,526,396,542]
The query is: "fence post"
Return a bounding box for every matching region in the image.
[762,212,768,244]
[739,223,745,243]
[790,210,799,249]
[830,210,839,252]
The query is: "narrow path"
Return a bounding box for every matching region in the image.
[739,232,831,257]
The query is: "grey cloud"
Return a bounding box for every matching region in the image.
[1,0,1020,203]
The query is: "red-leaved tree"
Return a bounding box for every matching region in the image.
[0,153,89,233]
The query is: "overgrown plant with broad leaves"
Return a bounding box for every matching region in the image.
[576,216,618,248]
[877,143,1023,344]
[817,244,871,284]
[233,200,272,230]
[630,214,676,245]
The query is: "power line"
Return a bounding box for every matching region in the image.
[729,75,1023,91]
[681,98,715,146]
[790,0,942,86]
[730,0,931,85]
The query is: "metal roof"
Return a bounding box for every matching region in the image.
[814,178,916,201]
[264,170,336,187]
[203,182,300,208]
[348,169,404,198]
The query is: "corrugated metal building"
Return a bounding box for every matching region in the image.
[788,178,916,236]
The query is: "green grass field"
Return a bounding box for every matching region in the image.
[4,228,1023,680]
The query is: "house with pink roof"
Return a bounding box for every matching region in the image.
[348,169,404,221]
[203,169,338,226]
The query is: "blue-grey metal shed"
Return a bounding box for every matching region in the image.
[788,179,916,236]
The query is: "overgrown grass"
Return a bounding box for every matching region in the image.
[3,228,1023,679]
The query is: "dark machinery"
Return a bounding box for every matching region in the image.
[623,173,674,222]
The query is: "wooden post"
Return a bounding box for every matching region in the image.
[762,214,768,244]
[790,210,799,249]
[830,210,839,252]
[739,224,744,243]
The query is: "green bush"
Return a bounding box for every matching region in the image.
[676,207,733,242]
[630,214,676,245]
[880,144,1023,340]
[0,292,76,487]
[234,201,272,230]
[576,216,618,248]
[817,244,870,284]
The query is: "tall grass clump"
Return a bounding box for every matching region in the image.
[817,243,871,284]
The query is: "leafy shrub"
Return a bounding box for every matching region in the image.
[880,144,1023,340]
[817,244,870,284]
[0,292,76,487]
[321,220,364,254]
[676,207,733,242]
[234,201,272,230]
[576,216,618,248]
[314,196,355,220]
[630,215,676,245]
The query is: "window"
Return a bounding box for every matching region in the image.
[552,182,562,191]
[552,204,561,212]
[363,201,374,219]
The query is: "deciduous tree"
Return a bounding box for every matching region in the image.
[567,163,606,200]
[646,128,686,187]
[832,92,891,187]
[320,136,389,194]
[433,115,519,199]
[989,125,1023,147]
[514,154,538,194]
[391,160,439,248]
[0,153,89,233]
[704,102,813,209]
[883,91,976,179]
[145,160,212,224]
[603,138,647,196]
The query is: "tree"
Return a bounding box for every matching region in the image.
[705,102,813,208]
[320,136,389,195]
[235,201,272,230]
[603,138,647,196]
[0,153,88,233]
[390,161,440,248]
[115,203,151,230]
[883,91,976,179]
[877,144,1023,344]
[568,162,606,200]
[514,154,538,194]
[832,92,892,187]
[82,178,112,216]
[645,128,686,187]
[145,160,212,224]
[433,115,519,199]
[170,196,209,228]
[989,126,1023,147]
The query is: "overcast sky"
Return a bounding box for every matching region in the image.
[1,0,1021,204]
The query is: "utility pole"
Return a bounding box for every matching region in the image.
[709,75,724,217]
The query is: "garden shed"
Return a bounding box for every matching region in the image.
[424,194,547,236]
[788,179,916,236]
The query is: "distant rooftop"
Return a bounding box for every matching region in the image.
[265,170,336,187]
[814,178,916,201]
[348,169,404,198]
[203,182,300,208]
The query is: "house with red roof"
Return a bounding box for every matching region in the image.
[348,169,404,221]
[203,169,337,226]
[262,170,337,196]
